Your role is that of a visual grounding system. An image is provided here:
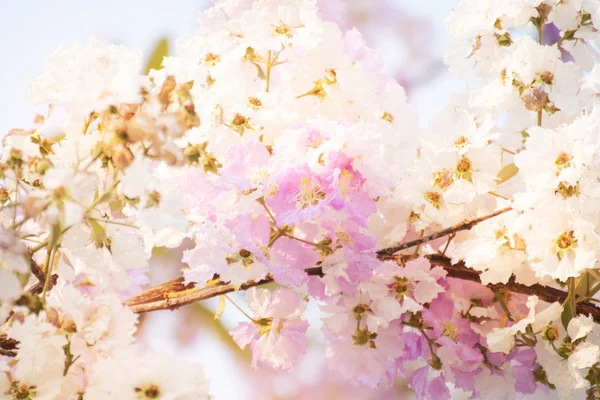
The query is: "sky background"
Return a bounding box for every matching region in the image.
[0,1,461,398]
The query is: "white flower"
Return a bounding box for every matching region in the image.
[567,314,595,341]
[486,296,561,353]
[30,38,145,118]
[0,228,28,301]
[85,350,210,399]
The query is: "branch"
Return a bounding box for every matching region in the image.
[125,255,600,322]
[123,207,600,322]
[29,258,46,284]
[0,334,18,358]
[124,278,274,313]
[427,255,600,323]
[376,207,513,259]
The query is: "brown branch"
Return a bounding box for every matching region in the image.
[0,349,16,357]
[0,334,18,358]
[376,207,513,259]
[123,206,600,322]
[125,254,600,321]
[428,255,600,323]
[29,258,46,284]
[28,274,58,295]
[125,278,274,313]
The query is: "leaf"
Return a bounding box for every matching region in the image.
[88,219,107,249]
[144,37,169,75]
[495,163,519,185]
[215,295,226,320]
[561,299,574,331]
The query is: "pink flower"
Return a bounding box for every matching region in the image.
[230,288,308,371]
[265,165,334,226]
[221,140,271,191]
[269,236,321,287]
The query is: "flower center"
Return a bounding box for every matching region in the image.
[352,304,371,321]
[433,169,454,189]
[442,322,459,341]
[295,177,327,209]
[254,317,273,335]
[248,97,262,110]
[392,277,409,298]
[425,191,441,209]
[381,111,394,123]
[454,136,469,148]
[135,384,161,399]
[555,231,577,260]
[203,52,220,67]
[555,152,571,171]
[274,24,292,37]
[338,169,356,199]
[455,156,473,181]
[352,326,378,348]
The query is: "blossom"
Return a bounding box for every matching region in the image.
[486,296,562,354]
[0,228,28,301]
[3,0,600,397]
[231,287,308,370]
[85,350,210,399]
[30,38,145,119]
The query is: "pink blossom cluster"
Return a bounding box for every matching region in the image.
[1,0,600,398]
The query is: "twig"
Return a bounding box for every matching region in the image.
[124,278,274,313]
[0,349,16,357]
[125,254,600,321]
[29,257,46,284]
[0,334,18,358]
[376,207,512,259]
[124,206,600,323]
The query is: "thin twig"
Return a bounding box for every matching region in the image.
[123,206,600,322]
[124,278,274,313]
[376,207,512,259]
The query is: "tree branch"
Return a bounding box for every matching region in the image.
[376,207,513,259]
[124,278,274,313]
[125,255,600,322]
[123,207,600,322]
[0,334,18,358]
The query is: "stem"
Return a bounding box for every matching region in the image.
[377,207,512,259]
[284,234,318,247]
[265,50,272,93]
[488,191,510,201]
[86,217,138,229]
[257,198,277,225]
[124,208,600,321]
[569,277,577,318]
[125,278,273,313]
[29,240,49,254]
[41,247,56,300]
[125,254,600,321]
[264,47,284,93]
[536,25,543,127]
[224,294,256,322]
[441,234,455,256]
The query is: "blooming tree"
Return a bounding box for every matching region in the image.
[2,0,600,398]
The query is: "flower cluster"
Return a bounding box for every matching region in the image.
[2,0,600,398]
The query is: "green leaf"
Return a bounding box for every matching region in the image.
[144,37,169,75]
[495,163,519,185]
[561,277,577,330]
[88,219,107,249]
[561,299,574,330]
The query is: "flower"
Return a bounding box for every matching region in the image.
[231,287,308,370]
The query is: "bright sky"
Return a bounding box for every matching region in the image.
[0,1,460,398]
